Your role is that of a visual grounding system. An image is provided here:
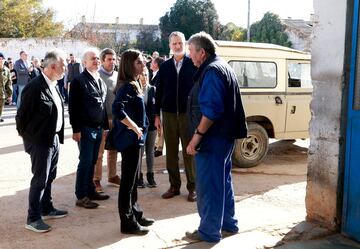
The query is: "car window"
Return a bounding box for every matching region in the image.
[228,61,277,88]
[287,62,312,88]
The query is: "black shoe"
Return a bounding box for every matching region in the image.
[121,225,149,235]
[89,192,110,200]
[138,217,155,227]
[0,118,4,122]
[154,150,162,157]
[146,172,157,188]
[137,173,145,188]
[76,197,99,209]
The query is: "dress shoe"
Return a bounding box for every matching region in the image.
[137,173,146,188]
[222,229,239,238]
[154,150,163,157]
[108,175,120,186]
[121,225,149,235]
[161,187,180,199]
[185,230,202,241]
[76,197,99,209]
[138,217,155,227]
[89,192,110,200]
[187,191,197,202]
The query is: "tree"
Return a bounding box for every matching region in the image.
[0,0,63,38]
[250,12,292,47]
[159,0,221,41]
[218,22,246,41]
[136,30,163,55]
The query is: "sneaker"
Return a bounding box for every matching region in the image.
[42,208,68,220]
[76,197,99,209]
[25,219,52,233]
[94,180,104,193]
[108,175,120,186]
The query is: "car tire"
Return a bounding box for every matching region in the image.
[232,122,269,168]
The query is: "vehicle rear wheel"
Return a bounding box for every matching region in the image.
[232,122,269,168]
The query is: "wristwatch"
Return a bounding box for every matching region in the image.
[195,129,205,136]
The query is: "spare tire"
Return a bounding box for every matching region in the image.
[232,122,269,168]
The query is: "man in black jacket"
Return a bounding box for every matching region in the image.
[69,48,109,209]
[16,50,68,233]
[155,31,197,202]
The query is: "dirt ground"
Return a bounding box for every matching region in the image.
[0,105,309,249]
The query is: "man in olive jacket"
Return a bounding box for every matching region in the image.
[0,52,12,122]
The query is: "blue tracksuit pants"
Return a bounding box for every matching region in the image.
[195,136,239,242]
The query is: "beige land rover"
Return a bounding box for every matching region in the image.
[215,41,312,167]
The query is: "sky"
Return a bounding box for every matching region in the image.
[43,0,314,30]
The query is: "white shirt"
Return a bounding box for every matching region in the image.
[42,72,63,132]
[87,68,101,88]
[152,70,158,81]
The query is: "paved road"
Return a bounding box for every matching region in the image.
[0,105,310,249]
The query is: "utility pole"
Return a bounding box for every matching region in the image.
[247,0,251,42]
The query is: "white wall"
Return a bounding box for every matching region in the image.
[0,38,93,61]
[306,0,347,229]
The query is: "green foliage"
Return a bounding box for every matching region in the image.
[159,0,221,41]
[0,0,63,38]
[250,12,292,47]
[218,22,247,41]
[136,30,164,55]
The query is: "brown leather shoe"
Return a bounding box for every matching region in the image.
[187,191,197,202]
[76,197,99,209]
[161,187,180,199]
[108,175,120,186]
[89,192,110,201]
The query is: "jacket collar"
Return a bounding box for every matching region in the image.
[193,54,217,82]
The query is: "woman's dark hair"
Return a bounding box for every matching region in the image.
[115,49,142,94]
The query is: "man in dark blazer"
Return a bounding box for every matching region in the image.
[155,31,197,202]
[16,50,68,233]
[14,50,31,108]
[69,48,109,209]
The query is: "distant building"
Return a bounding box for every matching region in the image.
[66,16,161,47]
[282,17,313,52]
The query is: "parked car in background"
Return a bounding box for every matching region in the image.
[216,41,312,167]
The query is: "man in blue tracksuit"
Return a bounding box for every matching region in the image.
[186,32,247,243]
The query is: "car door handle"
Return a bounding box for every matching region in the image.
[275,96,283,105]
[290,105,296,114]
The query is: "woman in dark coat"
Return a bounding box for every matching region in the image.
[112,49,154,235]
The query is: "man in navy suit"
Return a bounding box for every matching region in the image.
[14,50,31,108]
[16,50,68,233]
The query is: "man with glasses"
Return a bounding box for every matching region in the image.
[69,48,110,209]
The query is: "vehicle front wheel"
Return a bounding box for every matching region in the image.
[232,122,269,168]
